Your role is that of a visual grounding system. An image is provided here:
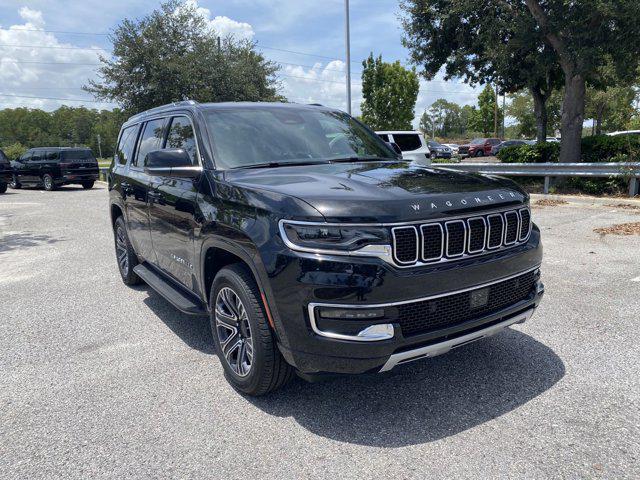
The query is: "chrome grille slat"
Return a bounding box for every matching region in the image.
[391,207,531,267]
[391,226,419,264]
[445,220,466,257]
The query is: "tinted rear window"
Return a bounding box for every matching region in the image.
[61,150,95,160]
[0,150,7,161]
[393,133,422,151]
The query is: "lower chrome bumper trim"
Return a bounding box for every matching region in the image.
[379,307,535,372]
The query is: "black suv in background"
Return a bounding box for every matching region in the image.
[10,147,98,191]
[0,149,11,193]
[109,101,544,396]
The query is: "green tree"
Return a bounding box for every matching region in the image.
[468,85,503,136]
[2,142,27,159]
[401,0,640,160]
[507,90,562,138]
[85,0,282,113]
[523,0,640,161]
[401,0,563,144]
[360,53,420,130]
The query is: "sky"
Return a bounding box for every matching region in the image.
[0,0,483,126]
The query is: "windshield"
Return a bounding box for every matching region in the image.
[470,138,486,145]
[428,141,442,148]
[0,150,7,162]
[204,106,396,169]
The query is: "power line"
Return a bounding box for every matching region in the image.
[0,93,113,103]
[0,27,109,36]
[0,43,106,51]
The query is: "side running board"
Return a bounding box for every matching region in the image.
[133,264,208,316]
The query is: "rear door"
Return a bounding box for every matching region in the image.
[125,117,167,263]
[14,151,33,182]
[148,115,201,288]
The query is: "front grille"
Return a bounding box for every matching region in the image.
[391,226,418,264]
[396,270,537,337]
[391,207,531,267]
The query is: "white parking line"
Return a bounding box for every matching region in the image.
[632,276,640,282]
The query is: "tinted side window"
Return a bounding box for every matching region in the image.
[393,134,422,152]
[31,151,43,161]
[46,150,59,161]
[135,118,166,167]
[20,151,32,161]
[115,125,139,165]
[165,116,197,164]
[378,133,390,142]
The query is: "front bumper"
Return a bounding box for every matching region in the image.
[264,227,544,375]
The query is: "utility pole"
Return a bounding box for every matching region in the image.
[502,92,506,138]
[344,0,351,115]
[494,84,499,138]
[97,134,102,158]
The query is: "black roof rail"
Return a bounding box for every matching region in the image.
[127,99,199,123]
[307,103,324,106]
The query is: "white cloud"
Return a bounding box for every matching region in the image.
[279,60,362,113]
[181,0,255,40]
[0,6,112,110]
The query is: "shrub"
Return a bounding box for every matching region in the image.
[581,135,640,162]
[1,142,27,160]
[497,143,560,163]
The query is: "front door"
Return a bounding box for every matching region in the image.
[124,117,167,263]
[148,115,200,289]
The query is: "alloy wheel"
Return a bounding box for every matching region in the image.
[215,287,254,377]
[44,175,52,190]
[115,226,129,275]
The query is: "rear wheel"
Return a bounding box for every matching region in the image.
[82,180,94,189]
[9,175,21,189]
[114,216,141,285]
[475,150,484,158]
[210,264,294,396]
[0,182,6,194]
[42,174,55,191]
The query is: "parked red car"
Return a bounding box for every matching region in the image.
[458,138,502,157]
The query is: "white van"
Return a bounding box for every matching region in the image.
[376,131,431,164]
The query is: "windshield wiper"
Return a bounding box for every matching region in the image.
[234,160,330,170]
[329,156,398,163]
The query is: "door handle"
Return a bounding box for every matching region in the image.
[148,191,163,204]
[120,181,133,195]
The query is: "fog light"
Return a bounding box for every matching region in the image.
[319,307,385,320]
[357,324,394,340]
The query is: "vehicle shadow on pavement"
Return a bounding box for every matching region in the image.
[0,232,64,254]
[248,329,565,447]
[141,289,215,354]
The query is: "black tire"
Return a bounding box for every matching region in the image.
[475,150,484,158]
[210,264,294,396]
[113,216,141,285]
[42,173,55,191]
[9,175,21,189]
[0,182,6,194]
[82,180,95,189]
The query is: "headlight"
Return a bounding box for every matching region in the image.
[280,221,390,252]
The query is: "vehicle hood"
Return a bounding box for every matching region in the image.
[224,161,528,223]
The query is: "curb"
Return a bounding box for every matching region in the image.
[530,193,640,207]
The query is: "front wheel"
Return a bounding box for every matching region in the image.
[82,180,95,189]
[210,264,294,396]
[42,174,55,191]
[9,176,21,189]
[475,150,484,158]
[114,216,141,285]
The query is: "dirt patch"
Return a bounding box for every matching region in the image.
[535,199,568,207]
[594,222,640,236]
[605,203,640,211]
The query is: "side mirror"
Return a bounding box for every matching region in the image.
[386,142,403,157]
[144,149,201,178]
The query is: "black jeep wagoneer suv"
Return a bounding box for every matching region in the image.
[108,101,544,395]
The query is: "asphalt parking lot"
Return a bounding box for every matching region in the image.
[1,184,639,479]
